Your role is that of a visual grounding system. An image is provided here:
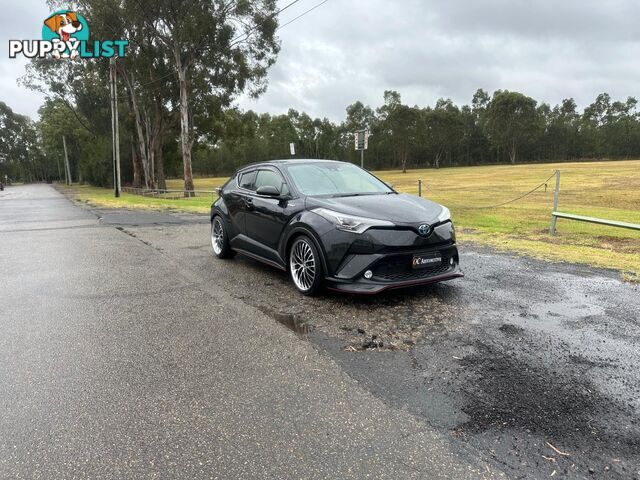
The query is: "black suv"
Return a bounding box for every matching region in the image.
[210,159,462,295]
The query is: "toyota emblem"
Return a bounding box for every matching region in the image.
[418,224,431,237]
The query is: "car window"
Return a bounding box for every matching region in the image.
[285,162,391,196]
[239,170,256,190]
[255,169,290,196]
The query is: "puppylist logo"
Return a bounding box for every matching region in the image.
[9,10,127,59]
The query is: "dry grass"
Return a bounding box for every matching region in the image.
[378,160,640,279]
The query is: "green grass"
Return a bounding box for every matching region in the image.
[61,160,640,280]
[59,184,216,213]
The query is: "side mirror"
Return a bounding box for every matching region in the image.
[256,185,281,197]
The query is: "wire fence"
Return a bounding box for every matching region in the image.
[416,172,557,209]
[413,168,640,234]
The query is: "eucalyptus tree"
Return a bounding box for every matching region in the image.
[424,99,464,169]
[129,0,281,193]
[71,0,178,190]
[485,90,540,164]
[0,102,45,182]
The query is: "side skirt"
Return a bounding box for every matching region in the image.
[233,248,287,271]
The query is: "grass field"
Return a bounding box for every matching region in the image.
[62,160,640,280]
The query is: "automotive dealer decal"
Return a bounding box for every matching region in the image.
[8,10,128,59]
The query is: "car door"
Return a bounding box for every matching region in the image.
[225,169,256,240]
[245,168,294,259]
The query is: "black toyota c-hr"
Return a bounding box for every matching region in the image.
[210,159,463,295]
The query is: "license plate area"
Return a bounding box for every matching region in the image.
[412,253,443,269]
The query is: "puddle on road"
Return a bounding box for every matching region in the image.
[274,312,314,336]
[257,306,314,337]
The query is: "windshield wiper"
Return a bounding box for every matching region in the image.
[330,192,394,198]
[331,193,366,198]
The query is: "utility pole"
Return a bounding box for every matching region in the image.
[109,57,122,197]
[62,135,72,185]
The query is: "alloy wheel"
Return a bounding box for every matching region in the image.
[211,217,224,255]
[290,239,316,292]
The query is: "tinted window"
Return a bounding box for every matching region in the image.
[285,162,391,196]
[255,169,289,196]
[239,170,256,190]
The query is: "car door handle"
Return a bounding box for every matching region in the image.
[244,197,254,209]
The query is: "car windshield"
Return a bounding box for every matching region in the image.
[285,162,393,196]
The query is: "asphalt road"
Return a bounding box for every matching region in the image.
[0,184,499,479]
[2,184,639,479]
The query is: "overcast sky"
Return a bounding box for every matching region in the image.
[2,0,639,121]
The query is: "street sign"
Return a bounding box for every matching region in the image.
[354,130,369,151]
[289,142,296,156]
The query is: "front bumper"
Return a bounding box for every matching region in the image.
[327,267,464,294]
[325,241,463,294]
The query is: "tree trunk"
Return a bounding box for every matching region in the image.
[131,92,153,188]
[174,49,195,196]
[155,136,166,190]
[149,98,165,189]
[124,75,151,189]
[131,141,142,188]
[509,140,517,164]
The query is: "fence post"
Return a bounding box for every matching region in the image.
[549,170,561,235]
[418,179,422,197]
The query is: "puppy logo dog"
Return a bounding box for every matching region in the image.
[43,11,84,59]
[8,10,126,60]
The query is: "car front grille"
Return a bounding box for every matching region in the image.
[372,254,454,282]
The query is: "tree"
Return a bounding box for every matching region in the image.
[0,102,45,182]
[75,0,179,190]
[382,104,420,173]
[133,0,281,194]
[485,90,540,164]
[424,99,464,168]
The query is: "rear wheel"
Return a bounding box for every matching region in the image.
[289,236,323,295]
[211,216,235,259]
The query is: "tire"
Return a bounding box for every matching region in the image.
[211,215,235,259]
[289,236,324,296]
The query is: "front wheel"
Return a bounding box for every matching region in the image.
[289,236,324,295]
[211,216,235,259]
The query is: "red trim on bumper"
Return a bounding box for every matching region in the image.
[327,270,464,295]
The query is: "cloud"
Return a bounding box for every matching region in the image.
[2,0,639,121]
[1,0,51,119]
[238,0,640,121]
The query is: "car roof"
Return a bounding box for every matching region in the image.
[237,159,343,172]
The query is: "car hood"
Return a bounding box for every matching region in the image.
[306,193,445,225]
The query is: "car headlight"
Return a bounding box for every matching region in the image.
[313,208,394,234]
[436,206,451,223]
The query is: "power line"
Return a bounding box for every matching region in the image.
[277,0,330,30]
[115,0,329,96]
[123,0,311,93]
[231,0,305,44]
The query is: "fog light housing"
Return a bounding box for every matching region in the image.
[449,258,455,266]
[364,270,373,279]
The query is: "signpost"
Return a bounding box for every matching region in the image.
[354,130,369,168]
